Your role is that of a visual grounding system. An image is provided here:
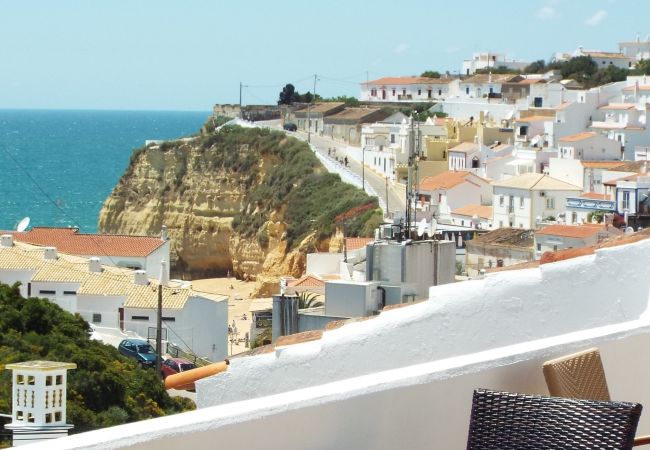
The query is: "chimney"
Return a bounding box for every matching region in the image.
[88,257,102,273]
[134,270,149,286]
[1,234,13,248]
[43,247,57,260]
[161,225,168,241]
[159,260,168,287]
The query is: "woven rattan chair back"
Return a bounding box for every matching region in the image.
[543,347,611,401]
[466,388,642,450]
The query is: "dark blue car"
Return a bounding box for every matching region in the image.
[118,338,157,368]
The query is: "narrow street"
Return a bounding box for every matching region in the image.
[254,119,406,217]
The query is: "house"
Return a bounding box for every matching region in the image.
[0,236,228,362]
[461,52,530,75]
[464,227,534,276]
[458,73,522,99]
[361,112,410,181]
[565,192,616,225]
[619,37,650,62]
[549,160,625,194]
[556,131,621,161]
[492,173,582,228]
[418,171,491,218]
[292,102,345,135]
[12,226,170,279]
[534,224,619,257]
[451,204,493,230]
[447,142,481,171]
[26,231,650,450]
[615,174,650,228]
[360,76,456,102]
[555,47,633,69]
[323,108,390,146]
[591,96,650,161]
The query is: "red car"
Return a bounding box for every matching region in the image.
[161,358,196,379]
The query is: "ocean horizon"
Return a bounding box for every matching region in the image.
[0,109,210,233]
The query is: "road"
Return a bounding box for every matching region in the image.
[254,119,406,217]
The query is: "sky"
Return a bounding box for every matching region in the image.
[1,0,649,111]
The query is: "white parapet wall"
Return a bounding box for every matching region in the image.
[197,238,650,407]
[19,237,650,450]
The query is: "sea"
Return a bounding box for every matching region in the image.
[0,109,210,232]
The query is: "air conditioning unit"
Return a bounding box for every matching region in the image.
[539,191,546,197]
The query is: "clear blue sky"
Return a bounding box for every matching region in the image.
[1,0,648,111]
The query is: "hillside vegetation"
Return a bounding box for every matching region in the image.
[0,283,194,446]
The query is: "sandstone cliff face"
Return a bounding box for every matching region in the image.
[99,126,381,296]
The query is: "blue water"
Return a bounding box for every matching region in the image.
[0,110,209,232]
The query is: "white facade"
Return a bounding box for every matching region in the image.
[557,133,621,161]
[324,280,381,318]
[360,77,456,102]
[462,52,529,75]
[619,37,650,62]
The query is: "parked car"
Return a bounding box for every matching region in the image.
[283,122,297,132]
[118,339,157,368]
[161,358,197,379]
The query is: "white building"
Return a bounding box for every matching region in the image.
[565,192,616,225]
[492,173,582,228]
[419,170,492,218]
[556,131,621,161]
[360,76,456,102]
[534,224,617,257]
[451,204,493,230]
[549,160,625,194]
[619,36,650,62]
[16,230,650,450]
[13,226,170,279]
[457,73,521,99]
[615,174,650,228]
[0,237,228,362]
[462,52,530,75]
[555,47,633,70]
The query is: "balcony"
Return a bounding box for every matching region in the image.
[566,197,615,211]
[35,236,650,450]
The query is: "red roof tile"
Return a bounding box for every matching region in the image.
[15,227,166,257]
[287,274,325,288]
[536,224,604,239]
[345,237,374,251]
[420,171,474,191]
[365,76,454,85]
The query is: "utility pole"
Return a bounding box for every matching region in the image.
[307,74,317,143]
[155,260,167,379]
[239,82,243,119]
[385,175,389,217]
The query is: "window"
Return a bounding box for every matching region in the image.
[27,376,35,385]
[545,197,555,209]
[46,413,53,423]
[622,191,631,210]
[162,317,176,322]
[499,221,504,228]
[92,313,101,324]
[438,89,442,95]
[465,87,470,95]
[392,89,395,96]
[370,89,376,97]
[418,89,422,96]
[428,89,432,98]
[537,243,541,251]
[572,212,578,223]
[499,195,504,207]
[519,197,524,208]
[390,134,395,144]
[56,375,63,385]
[55,411,62,422]
[131,315,149,321]
[46,376,53,386]
[402,89,406,96]
[63,290,76,295]
[39,290,55,295]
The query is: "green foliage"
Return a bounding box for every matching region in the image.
[475,66,521,74]
[421,70,441,78]
[278,84,314,105]
[587,210,606,223]
[203,115,232,134]
[524,60,546,74]
[455,260,464,276]
[631,59,650,75]
[558,56,598,80]
[205,127,381,248]
[297,292,324,309]
[0,283,194,443]
[590,65,629,85]
[319,95,360,107]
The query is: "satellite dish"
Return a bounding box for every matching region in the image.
[417,218,428,237]
[16,217,30,232]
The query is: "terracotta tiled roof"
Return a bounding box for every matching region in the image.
[288,274,325,288]
[598,103,637,110]
[462,74,520,84]
[448,142,479,154]
[515,115,555,123]
[16,227,166,257]
[559,131,597,142]
[492,173,582,191]
[365,76,454,85]
[345,237,374,251]
[581,161,625,169]
[579,192,611,200]
[623,85,650,92]
[324,108,383,122]
[420,171,473,191]
[452,204,493,220]
[536,224,605,239]
[583,51,629,59]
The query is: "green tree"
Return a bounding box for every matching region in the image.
[475,66,521,74]
[524,60,546,74]
[278,83,298,105]
[297,292,324,309]
[560,56,598,80]
[631,59,650,75]
[421,70,441,78]
[0,283,194,446]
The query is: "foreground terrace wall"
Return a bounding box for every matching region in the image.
[31,323,650,450]
[198,238,650,407]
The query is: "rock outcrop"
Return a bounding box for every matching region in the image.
[98,125,381,296]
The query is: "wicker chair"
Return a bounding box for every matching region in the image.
[543,347,650,446]
[466,388,642,450]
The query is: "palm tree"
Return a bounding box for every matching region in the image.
[297,291,324,309]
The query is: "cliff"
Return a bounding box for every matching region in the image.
[98,125,382,295]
